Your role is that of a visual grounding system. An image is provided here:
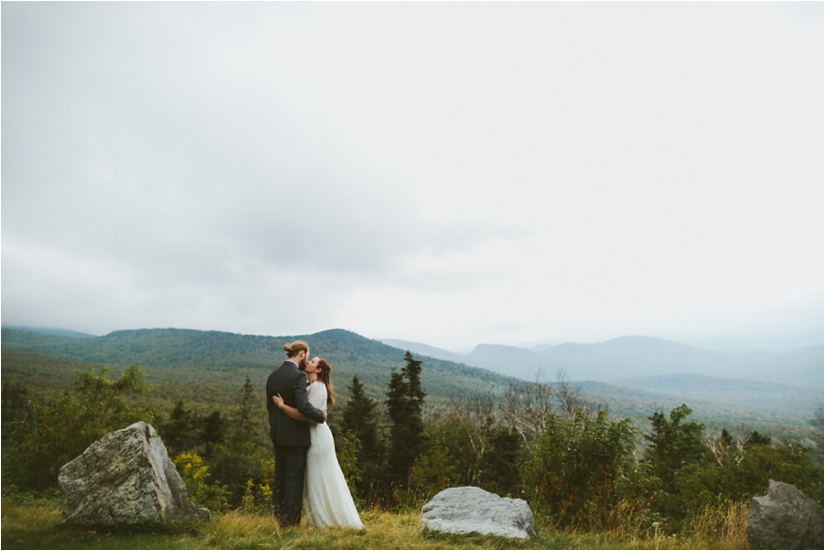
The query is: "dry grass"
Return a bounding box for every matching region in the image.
[566,501,749,550]
[680,501,749,550]
[1,499,749,550]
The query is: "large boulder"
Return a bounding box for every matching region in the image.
[58,421,206,525]
[747,480,823,550]
[420,486,536,539]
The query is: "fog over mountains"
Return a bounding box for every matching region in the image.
[6,325,820,390]
[379,336,824,387]
[3,325,821,424]
[379,335,823,420]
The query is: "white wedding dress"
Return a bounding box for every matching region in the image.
[304,381,364,529]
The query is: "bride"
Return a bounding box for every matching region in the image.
[272,357,364,529]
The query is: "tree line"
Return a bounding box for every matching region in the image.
[2,351,823,536]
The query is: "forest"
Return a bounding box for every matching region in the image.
[2,344,823,548]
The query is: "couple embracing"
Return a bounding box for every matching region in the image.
[266,340,364,529]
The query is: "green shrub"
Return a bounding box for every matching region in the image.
[521,409,636,528]
[4,364,152,490]
[334,429,363,503]
[407,442,461,503]
[478,427,523,497]
[675,439,824,511]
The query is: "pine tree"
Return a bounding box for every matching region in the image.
[642,404,709,522]
[1,382,31,429]
[341,375,384,497]
[161,399,194,456]
[342,375,379,448]
[643,404,708,487]
[199,410,225,459]
[211,375,264,501]
[479,427,522,497]
[744,430,772,448]
[720,427,735,447]
[230,375,257,447]
[385,351,427,488]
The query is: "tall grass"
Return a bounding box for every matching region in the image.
[680,501,749,550]
[548,500,749,550]
[1,498,749,550]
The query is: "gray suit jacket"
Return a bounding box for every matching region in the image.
[266,361,326,446]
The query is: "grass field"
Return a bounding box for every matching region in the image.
[1,496,748,550]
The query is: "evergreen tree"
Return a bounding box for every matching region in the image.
[160,399,195,456]
[744,430,772,448]
[1,382,31,433]
[643,404,708,488]
[230,375,257,447]
[642,404,710,525]
[720,427,735,447]
[479,427,522,497]
[211,375,264,501]
[340,375,384,498]
[342,376,378,439]
[385,351,427,489]
[199,410,225,459]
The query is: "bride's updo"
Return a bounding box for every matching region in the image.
[284,341,308,358]
[315,358,335,406]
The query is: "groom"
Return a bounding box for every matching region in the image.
[266,340,327,526]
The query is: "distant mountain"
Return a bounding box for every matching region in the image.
[532,344,557,353]
[378,339,470,365]
[460,336,823,386]
[1,325,97,339]
[3,327,820,425]
[746,345,825,384]
[466,344,553,381]
[0,327,514,404]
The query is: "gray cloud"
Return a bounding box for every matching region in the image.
[2,3,516,300]
[2,2,822,347]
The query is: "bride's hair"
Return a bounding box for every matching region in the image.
[284,341,308,358]
[315,358,335,406]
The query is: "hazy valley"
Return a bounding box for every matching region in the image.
[382,335,824,425]
[2,326,822,432]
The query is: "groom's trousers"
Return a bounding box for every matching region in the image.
[272,443,308,526]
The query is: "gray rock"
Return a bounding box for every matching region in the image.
[747,480,823,550]
[420,486,536,539]
[58,421,204,525]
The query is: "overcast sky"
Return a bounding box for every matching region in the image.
[2,2,822,353]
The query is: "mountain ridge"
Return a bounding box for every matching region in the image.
[0,327,514,404]
[385,335,823,385]
[7,326,821,386]
[2,327,820,425]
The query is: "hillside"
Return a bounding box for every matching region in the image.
[2,326,97,339]
[2,327,819,431]
[0,328,514,406]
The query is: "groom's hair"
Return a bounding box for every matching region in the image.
[284,341,309,358]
